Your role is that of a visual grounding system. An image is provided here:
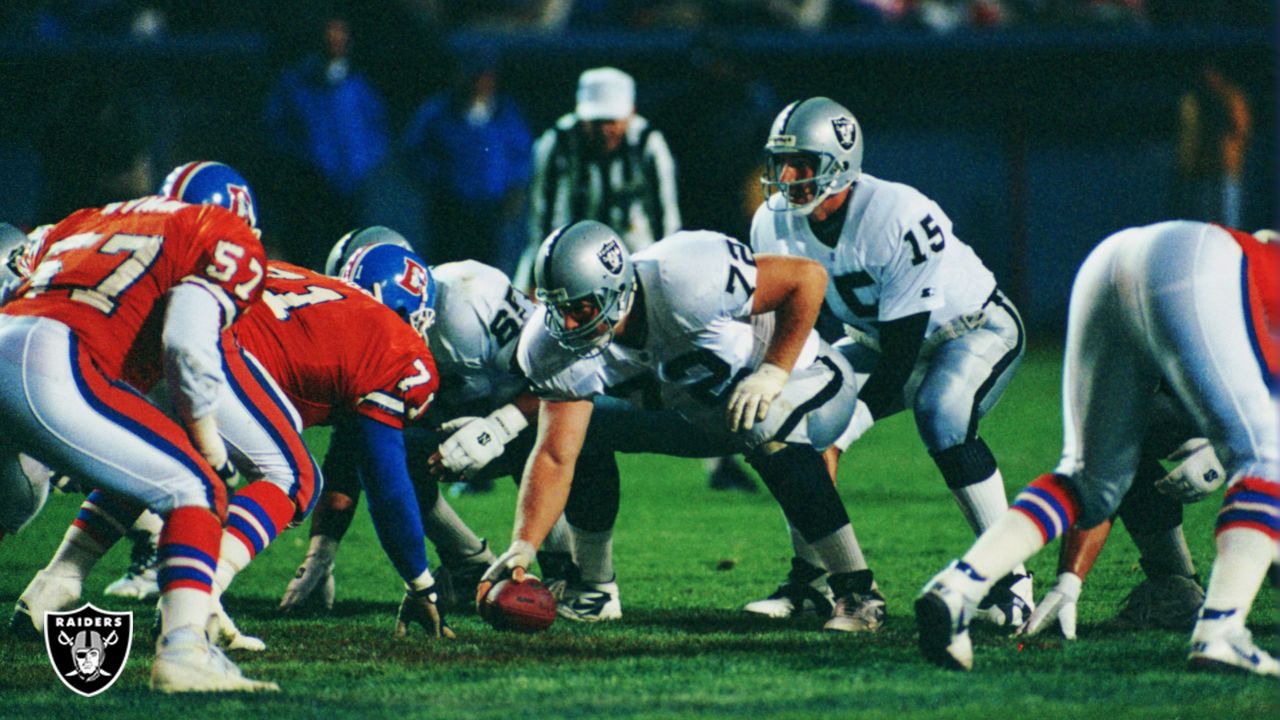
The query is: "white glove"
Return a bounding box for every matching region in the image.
[479,539,537,586]
[438,404,529,477]
[727,362,789,432]
[834,400,873,451]
[280,538,338,612]
[1018,571,1082,640]
[1155,439,1226,503]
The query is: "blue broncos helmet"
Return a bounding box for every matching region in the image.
[340,243,437,341]
[160,161,258,229]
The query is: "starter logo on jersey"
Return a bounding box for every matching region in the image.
[44,604,132,697]
[831,117,857,151]
[597,239,624,275]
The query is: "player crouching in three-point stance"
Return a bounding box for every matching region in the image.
[0,163,277,691]
[916,221,1280,677]
[479,220,886,632]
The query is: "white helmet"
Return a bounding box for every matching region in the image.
[325,225,414,277]
[534,220,635,356]
[761,97,863,216]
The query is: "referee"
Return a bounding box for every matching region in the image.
[515,67,681,289]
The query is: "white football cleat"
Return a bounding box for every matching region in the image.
[824,588,887,633]
[10,570,82,639]
[279,559,335,612]
[743,558,834,619]
[151,626,279,693]
[1188,627,1280,678]
[209,602,266,652]
[105,534,161,600]
[915,561,985,671]
[557,579,622,622]
[977,572,1035,628]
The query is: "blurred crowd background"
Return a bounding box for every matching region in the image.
[0,0,1272,329]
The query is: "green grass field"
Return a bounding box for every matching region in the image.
[1,345,1276,719]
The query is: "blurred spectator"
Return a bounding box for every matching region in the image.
[1173,62,1251,228]
[442,0,572,31]
[515,67,680,288]
[264,11,391,269]
[400,51,533,272]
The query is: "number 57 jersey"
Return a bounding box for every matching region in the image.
[4,197,265,391]
[230,263,439,430]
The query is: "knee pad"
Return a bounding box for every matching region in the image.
[564,450,620,533]
[748,444,850,543]
[931,438,998,490]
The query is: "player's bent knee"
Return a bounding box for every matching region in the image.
[931,438,998,489]
[748,444,850,542]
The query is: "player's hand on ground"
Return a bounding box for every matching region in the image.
[476,540,536,610]
[727,362,789,432]
[396,586,456,639]
[1018,572,1082,640]
[280,553,336,612]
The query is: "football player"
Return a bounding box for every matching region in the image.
[750,97,1031,625]
[917,222,1279,677]
[479,220,887,633]
[0,163,277,691]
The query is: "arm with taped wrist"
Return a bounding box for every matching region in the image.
[857,311,929,421]
[354,415,431,588]
[162,283,231,469]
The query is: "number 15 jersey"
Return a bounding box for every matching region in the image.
[751,173,995,342]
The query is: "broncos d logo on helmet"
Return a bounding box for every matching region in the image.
[597,239,624,275]
[831,117,857,151]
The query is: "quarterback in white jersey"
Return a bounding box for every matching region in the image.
[747,97,1031,625]
[481,220,889,633]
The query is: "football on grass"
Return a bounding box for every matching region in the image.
[480,577,557,633]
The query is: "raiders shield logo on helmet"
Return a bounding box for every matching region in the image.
[44,604,132,697]
[597,239,624,275]
[831,117,857,151]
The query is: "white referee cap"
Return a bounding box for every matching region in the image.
[576,67,635,121]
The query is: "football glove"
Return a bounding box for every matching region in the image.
[1018,571,1081,640]
[727,362,789,432]
[438,404,529,478]
[395,585,456,639]
[476,540,536,608]
[1154,439,1225,503]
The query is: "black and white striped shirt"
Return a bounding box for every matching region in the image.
[517,113,680,288]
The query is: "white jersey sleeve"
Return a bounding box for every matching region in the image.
[428,261,532,409]
[515,307,608,402]
[638,230,758,332]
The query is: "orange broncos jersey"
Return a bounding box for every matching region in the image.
[229,262,439,429]
[4,197,265,391]
[1223,225,1280,381]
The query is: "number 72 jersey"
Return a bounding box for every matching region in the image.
[4,197,265,391]
[751,173,996,340]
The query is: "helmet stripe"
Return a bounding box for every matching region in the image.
[777,100,802,136]
[170,161,216,201]
[539,224,572,282]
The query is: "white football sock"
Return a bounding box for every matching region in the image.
[1193,528,1274,641]
[570,526,615,584]
[421,493,489,564]
[951,472,1011,535]
[159,587,213,637]
[789,524,825,569]
[542,515,576,557]
[960,509,1045,585]
[211,533,253,600]
[808,525,869,575]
